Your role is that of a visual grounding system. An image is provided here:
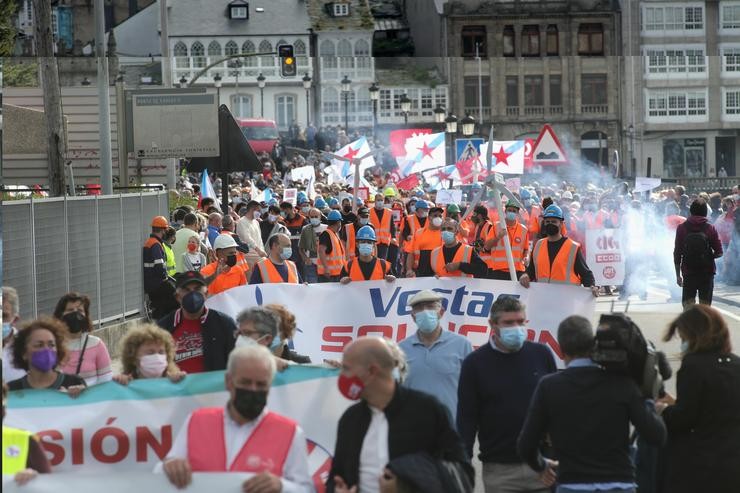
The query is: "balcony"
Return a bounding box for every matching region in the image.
[463,107,492,120]
[319,57,375,83]
[172,56,312,84]
[581,104,608,114]
[506,106,519,116]
[550,106,563,115]
[524,106,544,116]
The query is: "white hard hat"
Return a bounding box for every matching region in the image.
[562,191,573,200]
[213,234,238,250]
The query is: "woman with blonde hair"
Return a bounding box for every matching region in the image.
[264,303,311,363]
[113,323,186,385]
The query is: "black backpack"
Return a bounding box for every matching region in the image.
[592,313,662,399]
[683,224,713,269]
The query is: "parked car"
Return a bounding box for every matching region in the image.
[236,118,280,159]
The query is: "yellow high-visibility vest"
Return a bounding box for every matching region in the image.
[2,426,32,475]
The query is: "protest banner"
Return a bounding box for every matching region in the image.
[2,473,249,493]
[586,228,625,285]
[207,278,595,364]
[435,189,462,205]
[290,165,315,183]
[4,367,345,492]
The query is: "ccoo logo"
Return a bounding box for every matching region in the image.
[596,235,619,250]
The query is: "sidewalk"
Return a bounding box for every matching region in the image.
[713,282,740,308]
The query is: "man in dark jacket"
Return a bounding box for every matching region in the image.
[144,216,178,320]
[517,315,666,493]
[157,271,236,373]
[673,198,723,307]
[327,337,472,493]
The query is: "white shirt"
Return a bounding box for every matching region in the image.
[159,408,314,493]
[358,406,389,493]
[3,333,27,383]
[237,217,264,252]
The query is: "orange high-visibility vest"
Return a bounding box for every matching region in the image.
[345,223,357,261]
[410,227,444,269]
[474,220,495,264]
[200,261,248,295]
[402,215,424,253]
[532,237,581,285]
[527,205,542,241]
[347,258,389,281]
[187,407,296,474]
[256,258,299,283]
[318,228,347,276]
[490,222,529,272]
[370,208,392,245]
[430,243,474,277]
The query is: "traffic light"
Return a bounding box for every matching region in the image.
[278,44,297,77]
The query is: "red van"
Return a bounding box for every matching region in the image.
[236,118,280,157]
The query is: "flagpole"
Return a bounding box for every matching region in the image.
[353,160,360,214]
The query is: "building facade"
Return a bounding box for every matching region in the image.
[625,0,740,178]
[443,0,623,172]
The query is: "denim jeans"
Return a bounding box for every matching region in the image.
[303,263,318,284]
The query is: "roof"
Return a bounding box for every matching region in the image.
[374,17,406,31]
[306,0,375,32]
[368,0,402,17]
[105,2,160,57]
[168,0,312,37]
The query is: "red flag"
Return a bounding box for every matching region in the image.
[396,173,420,190]
[389,128,432,161]
[455,158,476,184]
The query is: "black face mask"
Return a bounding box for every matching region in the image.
[182,290,206,314]
[544,223,560,236]
[471,216,480,224]
[62,311,87,333]
[343,206,352,213]
[226,254,237,267]
[232,387,268,421]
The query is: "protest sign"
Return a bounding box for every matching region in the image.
[435,189,463,205]
[291,165,315,183]
[283,188,298,205]
[586,228,625,285]
[633,177,661,193]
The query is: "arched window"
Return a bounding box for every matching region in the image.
[242,40,256,67]
[208,41,221,56]
[225,40,239,55]
[355,39,370,56]
[259,40,274,74]
[337,39,353,74]
[174,41,188,56]
[355,39,371,78]
[191,41,206,68]
[294,39,308,67]
[320,40,335,56]
[320,40,337,79]
[174,41,189,72]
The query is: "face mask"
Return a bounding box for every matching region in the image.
[232,387,268,421]
[310,217,321,226]
[280,247,293,260]
[187,243,198,253]
[269,334,282,352]
[30,348,57,372]
[506,212,517,222]
[358,217,369,225]
[301,206,310,214]
[2,322,11,339]
[375,202,384,210]
[680,340,690,353]
[544,223,560,236]
[268,214,278,223]
[471,216,480,224]
[253,211,262,220]
[392,367,401,381]
[62,311,87,334]
[337,373,365,401]
[343,206,352,213]
[500,326,527,351]
[441,230,456,245]
[235,335,259,348]
[431,217,443,227]
[182,290,206,314]
[418,211,429,218]
[138,353,168,378]
[280,212,287,219]
[414,309,439,333]
[358,243,374,256]
[261,208,268,215]
[409,206,416,214]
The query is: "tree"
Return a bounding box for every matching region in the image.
[0,0,18,57]
[3,59,39,86]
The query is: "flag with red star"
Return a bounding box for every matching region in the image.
[389,128,432,165]
[329,137,376,178]
[479,140,525,175]
[400,132,447,176]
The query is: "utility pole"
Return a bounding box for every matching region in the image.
[160,0,176,190]
[95,0,113,195]
[33,0,66,196]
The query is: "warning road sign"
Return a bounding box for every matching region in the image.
[456,138,484,162]
[532,124,567,165]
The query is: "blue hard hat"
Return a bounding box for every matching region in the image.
[408,197,418,204]
[297,191,307,201]
[519,188,531,200]
[414,189,424,197]
[543,204,564,220]
[415,200,429,210]
[315,197,327,209]
[327,210,342,222]
[356,225,377,242]
[328,197,339,207]
[268,198,278,206]
[298,197,310,205]
[356,197,364,206]
[471,182,482,190]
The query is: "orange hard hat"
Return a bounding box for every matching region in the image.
[151,216,169,228]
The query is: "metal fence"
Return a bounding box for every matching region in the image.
[2,191,169,326]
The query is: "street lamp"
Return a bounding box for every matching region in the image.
[302,73,312,127]
[369,82,380,136]
[179,76,188,88]
[400,93,411,125]
[444,114,458,167]
[433,104,446,124]
[213,73,222,106]
[257,73,266,118]
[341,75,352,132]
[461,114,476,137]
[628,123,635,178]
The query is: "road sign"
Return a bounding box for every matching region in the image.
[456,138,484,162]
[132,92,219,159]
[532,124,567,165]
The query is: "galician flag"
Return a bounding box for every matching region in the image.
[199,169,221,209]
[479,140,525,175]
[400,132,447,176]
[330,137,376,178]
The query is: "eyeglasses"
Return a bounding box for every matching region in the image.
[441,227,456,232]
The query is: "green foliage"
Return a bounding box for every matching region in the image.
[0,0,18,57]
[4,59,39,86]
[170,191,198,214]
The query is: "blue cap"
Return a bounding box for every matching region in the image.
[315,197,327,209]
[328,198,339,207]
[519,188,531,200]
[415,200,429,210]
[543,204,564,220]
[327,210,342,222]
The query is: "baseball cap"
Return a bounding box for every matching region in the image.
[408,289,443,307]
[175,271,206,289]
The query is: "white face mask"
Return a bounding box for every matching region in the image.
[138,353,168,378]
[236,335,259,348]
[418,211,428,218]
[268,214,278,223]
[253,211,262,219]
[431,217,443,227]
[310,217,321,226]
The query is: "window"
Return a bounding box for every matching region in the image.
[232,95,253,118]
[581,75,607,105]
[722,47,740,72]
[259,40,273,73]
[521,25,540,57]
[725,89,740,115]
[379,89,392,117]
[524,76,544,106]
[646,89,707,120]
[578,24,603,55]
[461,26,486,57]
[645,47,706,75]
[242,40,256,67]
[230,6,247,19]
[506,76,518,107]
[464,76,491,110]
[722,3,740,29]
[333,2,349,16]
[549,75,562,107]
[355,39,372,78]
[662,138,706,177]
[275,94,296,129]
[322,87,339,114]
[225,40,238,55]
[546,25,559,56]
[357,87,372,118]
[208,41,221,57]
[503,26,515,57]
[320,40,337,79]
[294,39,308,67]
[643,5,704,32]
